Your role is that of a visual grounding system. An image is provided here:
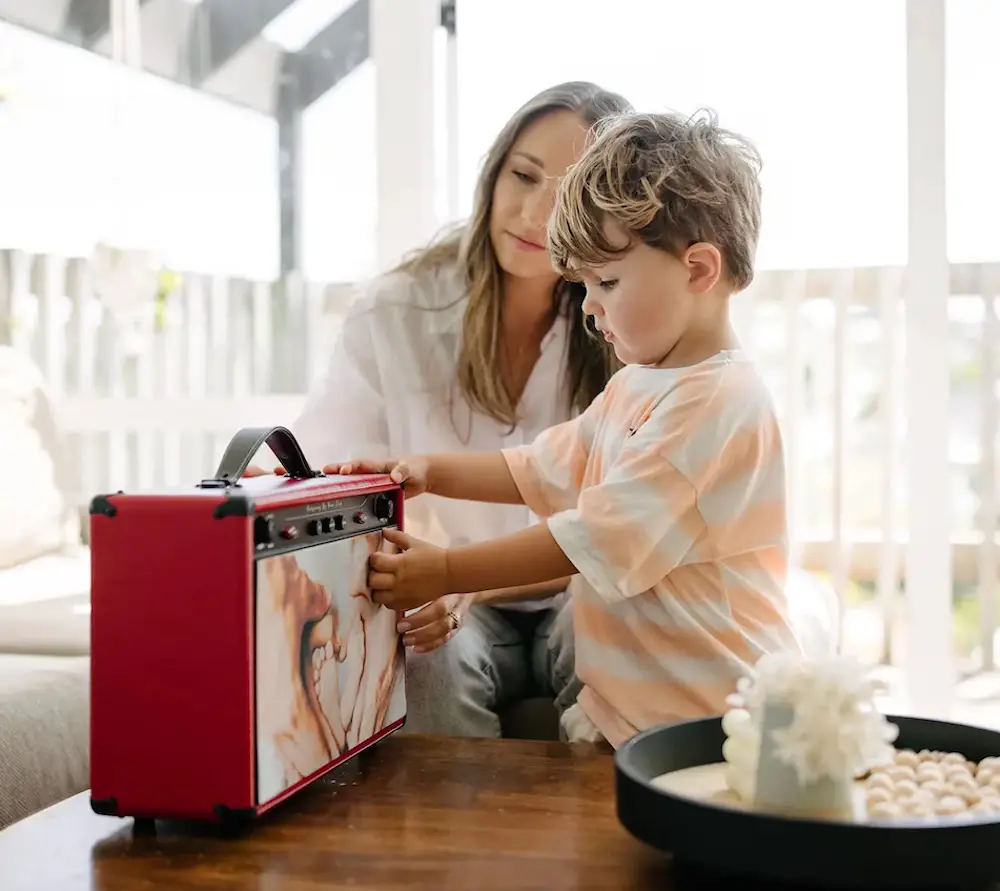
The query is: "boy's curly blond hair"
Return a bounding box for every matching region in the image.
[548,109,763,292]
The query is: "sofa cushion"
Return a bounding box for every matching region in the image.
[0,347,79,570]
[0,549,91,656]
[0,654,90,830]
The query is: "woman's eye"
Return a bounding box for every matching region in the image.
[513,170,536,184]
[599,279,618,291]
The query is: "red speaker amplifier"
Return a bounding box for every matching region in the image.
[88,426,406,824]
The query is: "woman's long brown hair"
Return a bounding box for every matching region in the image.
[392,81,632,432]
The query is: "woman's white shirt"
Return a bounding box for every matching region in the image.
[291,264,576,613]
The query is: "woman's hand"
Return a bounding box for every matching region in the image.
[396,593,471,654]
[367,527,450,611]
[242,465,274,477]
[321,456,430,498]
[243,465,299,477]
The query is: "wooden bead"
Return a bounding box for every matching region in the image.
[869,800,902,819]
[919,779,949,798]
[902,800,936,819]
[894,749,920,769]
[867,773,895,792]
[887,765,916,783]
[865,787,893,807]
[944,764,972,783]
[969,799,997,814]
[916,764,944,784]
[935,795,966,816]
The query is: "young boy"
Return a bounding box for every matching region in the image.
[328,109,802,747]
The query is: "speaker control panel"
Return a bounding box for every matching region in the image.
[252,492,397,557]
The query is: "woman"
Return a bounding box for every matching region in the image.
[287,81,632,738]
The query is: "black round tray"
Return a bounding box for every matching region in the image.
[615,714,1000,890]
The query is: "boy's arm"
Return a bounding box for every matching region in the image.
[428,389,611,510]
[446,524,576,594]
[342,399,607,510]
[425,451,524,505]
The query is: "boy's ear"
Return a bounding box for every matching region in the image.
[683,243,723,295]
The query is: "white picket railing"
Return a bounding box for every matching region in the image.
[0,248,353,500]
[2,249,999,671]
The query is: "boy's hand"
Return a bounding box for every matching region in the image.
[367,528,450,611]
[322,456,429,498]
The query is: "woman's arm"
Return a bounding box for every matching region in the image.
[474,576,573,605]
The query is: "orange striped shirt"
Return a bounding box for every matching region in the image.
[503,351,802,748]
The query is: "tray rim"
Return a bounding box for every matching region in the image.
[615,713,1000,832]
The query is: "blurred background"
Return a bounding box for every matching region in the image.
[0,0,997,721]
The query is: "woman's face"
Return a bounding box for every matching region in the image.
[489,109,592,286]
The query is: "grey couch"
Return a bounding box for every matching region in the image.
[0,653,89,830]
[0,346,92,830]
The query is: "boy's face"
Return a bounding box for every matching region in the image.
[575,222,724,367]
[574,234,690,366]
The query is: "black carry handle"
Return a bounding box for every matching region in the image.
[197,426,322,488]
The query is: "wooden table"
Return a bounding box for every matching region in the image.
[0,735,680,891]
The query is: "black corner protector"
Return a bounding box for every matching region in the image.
[90,796,119,816]
[213,804,255,825]
[89,493,121,517]
[213,494,253,519]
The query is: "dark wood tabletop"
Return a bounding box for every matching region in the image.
[0,734,678,891]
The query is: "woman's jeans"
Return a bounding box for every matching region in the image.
[401,600,579,738]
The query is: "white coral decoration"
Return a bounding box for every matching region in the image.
[723,653,898,789]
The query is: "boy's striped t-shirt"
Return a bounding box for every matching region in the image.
[502,351,802,748]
